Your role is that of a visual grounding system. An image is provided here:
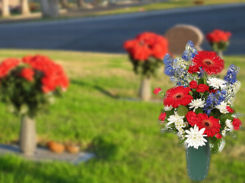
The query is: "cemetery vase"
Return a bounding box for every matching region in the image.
[218,51,223,58]
[20,115,36,156]
[139,76,151,101]
[186,140,210,181]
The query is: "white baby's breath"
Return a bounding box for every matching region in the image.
[167,112,186,129]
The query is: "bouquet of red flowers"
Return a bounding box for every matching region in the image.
[0,55,69,116]
[124,32,168,101]
[155,41,241,181]
[0,55,69,156]
[124,32,168,77]
[206,29,231,57]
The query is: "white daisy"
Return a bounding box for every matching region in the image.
[216,101,229,114]
[185,125,207,149]
[167,112,186,129]
[189,99,205,112]
[164,105,173,111]
[207,77,226,89]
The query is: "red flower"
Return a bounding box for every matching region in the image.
[188,65,199,74]
[196,84,209,93]
[164,86,193,108]
[189,80,198,89]
[153,87,162,95]
[232,118,242,130]
[0,58,20,79]
[226,106,234,113]
[124,32,168,61]
[192,51,224,75]
[20,68,34,81]
[209,89,217,93]
[186,111,199,126]
[197,113,221,137]
[22,55,69,93]
[159,112,166,122]
[206,29,231,43]
[215,133,222,139]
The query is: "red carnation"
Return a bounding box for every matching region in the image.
[189,80,198,89]
[206,29,231,43]
[197,113,221,137]
[215,133,222,139]
[159,112,166,122]
[164,86,193,108]
[232,118,242,130]
[20,68,34,81]
[188,65,199,74]
[153,87,162,95]
[22,55,69,93]
[196,84,209,93]
[124,32,168,61]
[192,51,224,75]
[226,106,234,113]
[186,111,199,126]
[0,58,20,79]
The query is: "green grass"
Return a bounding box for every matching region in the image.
[92,0,245,17]
[0,49,245,183]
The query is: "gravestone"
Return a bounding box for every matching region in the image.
[165,24,204,56]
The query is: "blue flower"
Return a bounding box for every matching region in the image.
[224,64,239,84]
[164,65,175,76]
[182,40,198,61]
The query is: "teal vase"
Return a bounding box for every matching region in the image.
[186,141,210,181]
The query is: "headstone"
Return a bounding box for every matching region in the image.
[165,24,204,56]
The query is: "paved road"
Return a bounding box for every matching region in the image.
[0,3,244,55]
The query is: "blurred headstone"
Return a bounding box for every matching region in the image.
[165,24,204,56]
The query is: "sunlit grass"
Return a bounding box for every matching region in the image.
[0,49,244,183]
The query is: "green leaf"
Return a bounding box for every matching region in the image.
[177,105,188,116]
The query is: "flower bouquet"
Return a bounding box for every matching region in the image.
[0,55,69,156]
[155,41,242,181]
[206,29,231,58]
[124,32,168,101]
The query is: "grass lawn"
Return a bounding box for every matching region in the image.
[93,0,245,17]
[0,49,244,183]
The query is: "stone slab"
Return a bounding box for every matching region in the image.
[0,144,95,164]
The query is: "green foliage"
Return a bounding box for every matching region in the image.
[0,62,64,117]
[177,105,188,116]
[130,56,162,78]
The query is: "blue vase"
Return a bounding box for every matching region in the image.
[186,141,210,181]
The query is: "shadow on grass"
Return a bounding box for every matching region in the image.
[87,136,119,161]
[0,156,72,183]
[71,79,119,99]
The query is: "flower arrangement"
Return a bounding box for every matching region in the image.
[156,41,241,151]
[0,55,69,156]
[206,29,231,57]
[155,41,241,180]
[124,32,168,100]
[0,55,69,116]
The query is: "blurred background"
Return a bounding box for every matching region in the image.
[0,0,244,183]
